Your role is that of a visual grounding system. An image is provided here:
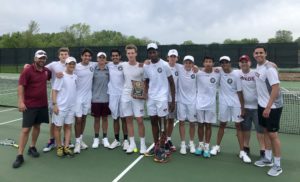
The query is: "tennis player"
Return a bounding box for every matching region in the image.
[51,57,77,157]
[210,56,251,163]
[253,45,283,176]
[195,56,220,158]
[13,50,51,168]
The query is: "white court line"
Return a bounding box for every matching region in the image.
[0,92,17,96]
[112,120,179,182]
[0,108,16,113]
[1,88,17,92]
[0,118,22,125]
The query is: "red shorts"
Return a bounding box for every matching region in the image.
[91,103,111,117]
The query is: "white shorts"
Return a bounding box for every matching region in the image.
[52,110,75,127]
[177,102,197,122]
[75,97,91,117]
[197,110,216,123]
[109,95,124,119]
[147,99,168,117]
[121,99,145,117]
[218,104,243,123]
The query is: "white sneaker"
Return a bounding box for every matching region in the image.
[80,140,88,150]
[189,142,196,154]
[110,139,121,149]
[180,143,187,155]
[122,140,130,151]
[210,145,220,156]
[239,151,252,163]
[92,138,100,149]
[74,142,81,154]
[126,144,136,154]
[140,144,147,154]
[102,138,110,148]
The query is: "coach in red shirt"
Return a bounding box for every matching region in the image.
[13,50,51,168]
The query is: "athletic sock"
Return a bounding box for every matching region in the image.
[274,157,281,167]
[243,146,250,155]
[124,134,128,140]
[199,141,204,146]
[129,137,135,146]
[50,138,55,143]
[115,134,120,141]
[260,150,265,158]
[167,137,171,141]
[190,140,194,145]
[103,133,107,138]
[181,141,186,145]
[140,137,145,145]
[265,150,272,161]
[204,143,210,150]
[76,138,80,143]
[95,133,99,138]
[80,135,83,141]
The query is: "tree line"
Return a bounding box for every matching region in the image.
[0,20,299,48]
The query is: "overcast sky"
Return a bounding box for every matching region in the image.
[0,0,299,44]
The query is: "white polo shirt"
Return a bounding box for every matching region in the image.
[165,62,180,102]
[46,61,65,87]
[143,59,172,101]
[219,69,242,107]
[177,66,197,105]
[52,72,77,111]
[255,60,283,108]
[238,69,258,109]
[107,62,125,96]
[196,70,220,110]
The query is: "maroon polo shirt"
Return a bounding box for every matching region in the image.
[18,64,51,108]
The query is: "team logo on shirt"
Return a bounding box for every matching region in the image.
[191,74,196,79]
[175,71,179,76]
[210,77,216,83]
[118,66,123,71]
[90,67,94,72]
[157,67,163,73]
[227,78,233,84]
[255,72,260,78]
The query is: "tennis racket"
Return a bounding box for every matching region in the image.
[0,139,19,148]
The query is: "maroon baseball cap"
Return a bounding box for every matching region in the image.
[239,55,251,62]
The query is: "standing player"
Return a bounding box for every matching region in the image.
[73,48,97,154]
[13,50,51,168]
[51,57,77,157]
[238,55,265,160]
[121,44,147,154]
[164,49,180,152]
[177,55,197,155]
[144,43,175,162]
[196,56,220,158]
[107,49,129,150]
[43,47,70,152]
[253,45,283,176]
[91,52,111,149]
[210,56,251,163]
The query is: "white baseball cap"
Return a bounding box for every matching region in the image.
[34,50,47,58]
[147,43,158,50]
[65,56,76,64]
[183,55,194,62]
[219,56,231,62]
[168,49,178,57]
[97,52,107,58]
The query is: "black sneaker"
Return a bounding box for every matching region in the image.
[144,147,155,157]
[168,140,176,152]
[28,146,40,158]
[12,155,24,168]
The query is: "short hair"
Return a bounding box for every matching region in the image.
[254,45,267,53]
[125,44,138,53]
[81,48,93,56]
[110,49,121,56]
[203,56,214,62]
[57,47,69,55]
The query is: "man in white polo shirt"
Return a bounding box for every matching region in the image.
[253,45,283,177]
[210,56,251,163]
[144,43,175,162]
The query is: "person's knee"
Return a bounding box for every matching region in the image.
[235,123,242,130]
[205,123,211,129]
[21,128,31,135]
[219,122,227,129]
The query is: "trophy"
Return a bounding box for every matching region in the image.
[131,80,146,99]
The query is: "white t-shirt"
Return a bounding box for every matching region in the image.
[52,72,77,111]
[143,59,172,101]
[238,69,258,109]
[166,62,180,102]
[74,62,97,99]
[219,69,242,107]
[107,62,125,96]
[121,62,144,102]
[255,60,283,108]
[196,70,220,110]
[177,66,197,105]
[46,61,65,87]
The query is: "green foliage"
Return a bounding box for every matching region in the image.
[223,38,259,44]
[268,30,293,43]
[182,40,195,45]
